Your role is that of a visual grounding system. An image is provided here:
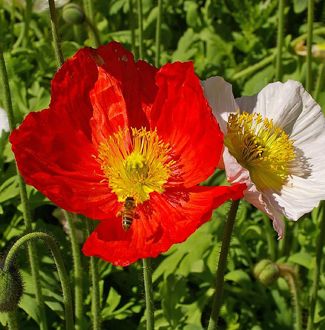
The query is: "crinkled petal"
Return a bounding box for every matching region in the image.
[10,110,119,219]
[236,81,308,135]
[150,63,223,188]
[82,184,245,266]
[10,47,121,219]
[201,76,238,133]
[90,43,157,145]
[223,148,285,238]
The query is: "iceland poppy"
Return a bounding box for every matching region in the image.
[10,42,244,266]
[202,77,325,239]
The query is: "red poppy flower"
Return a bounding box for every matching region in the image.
[10,42,245,266]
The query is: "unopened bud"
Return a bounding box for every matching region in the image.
[0,265,23,312]
[62,3,85,25]
[253,259,280,286]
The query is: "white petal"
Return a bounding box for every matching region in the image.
[201,76,237,133]
[235,95,257,114]
[0,107,10,133]
[236,81,307,135]
[223,149,285,238]
[258,84,325,221]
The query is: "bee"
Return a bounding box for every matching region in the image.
[117,197,138,231]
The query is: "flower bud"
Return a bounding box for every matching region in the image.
[253,259,280,286]
[0,265,23,312]
[62,3,85,25]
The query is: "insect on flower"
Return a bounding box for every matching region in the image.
[202,77,325,238]
[10,42,245,266]
[117,197,138,231]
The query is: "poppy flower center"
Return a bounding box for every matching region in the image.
[98,127,175,204]
[224,112,296,191]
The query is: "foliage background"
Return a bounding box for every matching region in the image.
[0,0,325,329]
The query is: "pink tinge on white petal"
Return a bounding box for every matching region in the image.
[201,76,238,133]
[223,148,285,239]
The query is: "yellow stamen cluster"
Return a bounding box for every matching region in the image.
[98,127,175,204]
[224,112,296,191]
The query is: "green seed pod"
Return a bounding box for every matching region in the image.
[253,259,280,286]
[0,265,23,312]
[62,3,85,25]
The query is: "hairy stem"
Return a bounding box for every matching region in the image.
[142,258,154,330]
[0,48,48,330]
[86,220,101,330]
[279,265,302,330]
[7,312,19,330]
[128,0,136,54]
[48,0,64,66]
[207,199,240,330]
[275,0,285,81]
[137,0,144,59]
[313,61,325,101]
[262,214,277,260]
[63,211,84,330]
[155,0,162,67]
[83,0,100,47]
[4,232,74,330]
[306,0,315,92]
[307,202,325,330]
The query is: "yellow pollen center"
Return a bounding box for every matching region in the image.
[98,127,175,204]
[224,112,296,191]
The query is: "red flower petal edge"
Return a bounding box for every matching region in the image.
[10,41,246,265]
[82,184,245,266]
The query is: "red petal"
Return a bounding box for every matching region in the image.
[10,110,119,219]
[90,42,157,145]
[82,183,245,266]
[150,62,224,188]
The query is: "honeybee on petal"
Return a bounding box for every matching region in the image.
[117,197,139,231]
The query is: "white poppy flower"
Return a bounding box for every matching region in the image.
[202,77,325,238]
[0,107,10,134]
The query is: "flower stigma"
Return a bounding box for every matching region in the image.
[98,127,175,204]
[224,112,296,191]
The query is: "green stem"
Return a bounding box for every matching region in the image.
[279,265,302,330]
[86,220,101,330]
[23,0,32,47]
[48,0,64,67]
[279,222,291,258]
[155,0,162,67]
[292,27,325,46]
[63,211,84,330]
[207,199,240,330]
[307,202,325,330]
[85,17,100,48]
[83,0,100,47]
[0,49,48,330]
[83,0,94,25]
[306,0,315,92]
[142,258,154,330]
[128,0,136,55]
[232,27,325,82]
[275,0,285,81]
[4,232,74,330]
[232,54,275,80]
[313,61,325,101]
[7,311,19,330]
[137,0,144,59]
[262,214,277,261]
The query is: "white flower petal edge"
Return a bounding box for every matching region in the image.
[0,107,10,134]
[202,77,325,238]
[201,77,238,132]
